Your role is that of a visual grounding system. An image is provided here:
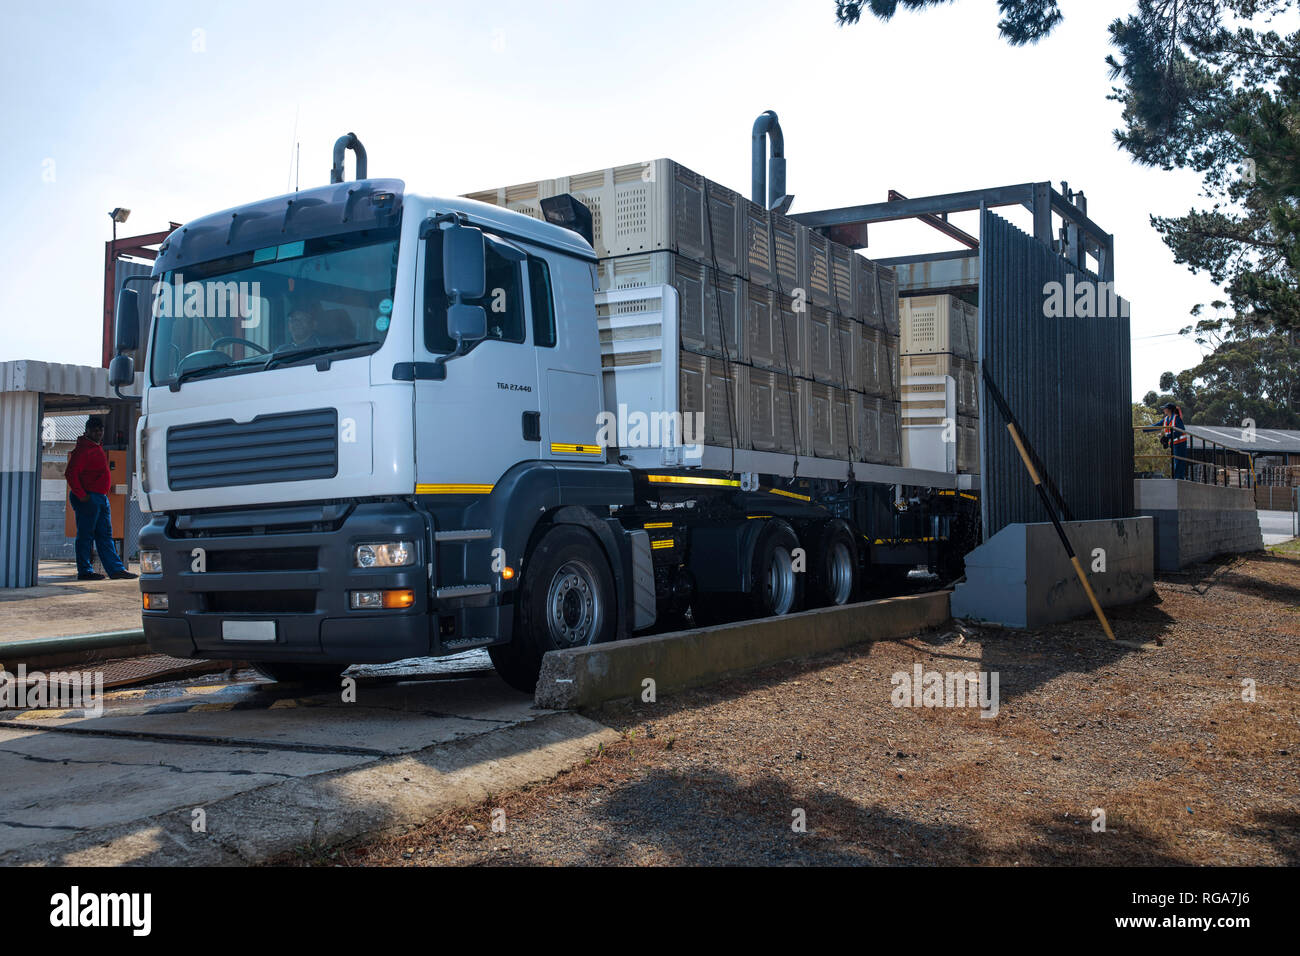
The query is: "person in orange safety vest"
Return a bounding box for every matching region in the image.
[1159,402,1189,480]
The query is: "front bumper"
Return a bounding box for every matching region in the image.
[138,501,433,664]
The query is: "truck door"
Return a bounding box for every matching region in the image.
[527,252,605,463]
[413,229,541,491]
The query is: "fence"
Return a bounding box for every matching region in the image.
[1133,426,1254,487]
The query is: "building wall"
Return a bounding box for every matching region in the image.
[1135,479,1264,570]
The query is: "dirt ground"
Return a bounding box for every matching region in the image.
[303,547,1298,867]
[0,560,142,644]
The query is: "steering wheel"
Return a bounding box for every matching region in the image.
[209,335,270,355]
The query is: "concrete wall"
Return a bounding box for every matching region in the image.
[537,592,950,709]
[951,517,1154,629]
[1135,479,1264,571]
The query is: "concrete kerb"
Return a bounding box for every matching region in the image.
[535,591,952,710]
[0,630,148,672]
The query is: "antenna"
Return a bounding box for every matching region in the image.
[295,142,300,192]
[286,104,300,192]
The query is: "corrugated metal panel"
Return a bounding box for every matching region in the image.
[166,408,338,490]
[0,391,42,587]
[0,360,140,399]
[979,209,1133,538]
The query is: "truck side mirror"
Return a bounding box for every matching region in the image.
[108,353,135,388]
[448,303,487,345]
[115,286,141,353]
[443,223,486,301]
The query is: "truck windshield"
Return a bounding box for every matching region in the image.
[149,227,400,387]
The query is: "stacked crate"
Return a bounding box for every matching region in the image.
[465,159,902,466]
[898,294,979,473]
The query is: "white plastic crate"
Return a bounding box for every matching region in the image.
[852,256,884,330]
[594,251,745,362]
[899,294,978,360]
[806,229,833,309]
[748,367,802,455]
[804,381,855,461]
[596,285,746,464]
[806,308,859,391]
[878,266,900,335]
[679,351,749,449]
[556,160,745,274]
[899,353,976,416]
[855,395,902,466]
[468,160,745,273]
[462,178,557,222]
[746,285,805,377]
[829,243,856,316]
[958,413,979,473]
[745,205,806,294]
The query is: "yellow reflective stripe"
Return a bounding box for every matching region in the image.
[416,483,495,495]
[551,442,603,456]
[767,487,811,501]
[651,539,674,550]
[646,474,741,488]
[643,521,674,529]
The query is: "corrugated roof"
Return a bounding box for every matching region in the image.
[0,360,140,399]
[1184,425,1300,455]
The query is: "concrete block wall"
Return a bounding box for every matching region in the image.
[1135,479,1264,571]
[951,517,1154,629]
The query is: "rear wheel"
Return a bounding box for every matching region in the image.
[252,662,344,685]
[804,519,859,608]
[489,524,617,693]
[695,519,805,624]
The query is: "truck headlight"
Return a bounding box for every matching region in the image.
[140,550,163,573]
[354,541,415,568]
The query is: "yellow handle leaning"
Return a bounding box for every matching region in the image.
[1005,422,1116,641]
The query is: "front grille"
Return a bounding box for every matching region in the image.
[204,548,319,573]
[203,591,316,614]
[167,408,338,490]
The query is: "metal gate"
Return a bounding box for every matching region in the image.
[979,209,1134,538]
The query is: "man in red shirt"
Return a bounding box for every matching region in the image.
[65,416,137,581]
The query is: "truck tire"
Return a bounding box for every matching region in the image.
[804,519,858,608]
[695,519,804,624]
[489,524,617,694]
[252,662,344,685]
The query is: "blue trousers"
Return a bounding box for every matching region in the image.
[1171,443,1188,480]
[70,492,126,575]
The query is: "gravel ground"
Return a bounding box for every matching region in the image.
[293,549,1299,867]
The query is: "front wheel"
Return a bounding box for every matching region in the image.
[489,524,617,693]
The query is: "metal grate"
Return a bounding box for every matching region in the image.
[167,408,338,490]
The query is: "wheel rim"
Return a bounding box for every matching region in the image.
[546,559,603,647]
[829,541,853,604]
[766,546,796,616]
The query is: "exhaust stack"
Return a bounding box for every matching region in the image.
[752,110,793,213]
[330,132,368,183]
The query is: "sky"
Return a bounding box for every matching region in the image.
[0,0,1237,399]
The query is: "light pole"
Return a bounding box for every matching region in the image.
[109,207,130,245]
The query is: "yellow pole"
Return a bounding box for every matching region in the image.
[1006,423,1116,641]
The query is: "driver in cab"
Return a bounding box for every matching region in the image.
[277,307,321,353]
